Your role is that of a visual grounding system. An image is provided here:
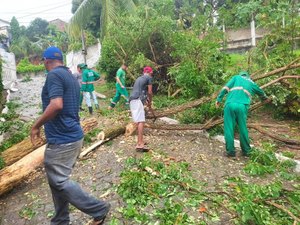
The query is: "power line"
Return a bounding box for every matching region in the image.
[4,0,71,14]
[17,3,71,19]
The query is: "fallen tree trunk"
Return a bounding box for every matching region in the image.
[146,71,300,120]
[247,124,300,145]
[0,121,125,197]
[0,145,46,196]
[146,122,300,146]
[252,58,300,81]
[1,118,98,167]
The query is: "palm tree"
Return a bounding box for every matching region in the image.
[69,0,136,40]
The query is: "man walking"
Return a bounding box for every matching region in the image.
[72,64,84,110]
[129,66,154,152]
[80,64,101,114]
[109,63,129,109]
[30,46,110,225]
[216,71,268,157]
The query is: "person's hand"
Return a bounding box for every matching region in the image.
[215,101,220,108]
[263,96,273,103]
[30,126,41,146]
[121,85,125,89]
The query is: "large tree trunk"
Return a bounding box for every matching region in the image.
[1,118,98,167]
[0,122,125,196]
[0,145,45,196]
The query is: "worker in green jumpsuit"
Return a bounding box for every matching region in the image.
[215,71,268,157]
[109,63,129,109]
[81,64,100,115]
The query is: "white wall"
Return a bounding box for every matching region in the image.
[0,48,17,89]
[66,42,101,73]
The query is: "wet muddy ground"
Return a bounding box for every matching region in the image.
[1,77,299,224]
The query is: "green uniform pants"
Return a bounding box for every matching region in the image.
[224,102,251,156]
[110,86,129,108]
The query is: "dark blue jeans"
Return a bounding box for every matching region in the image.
[44,139,110,225]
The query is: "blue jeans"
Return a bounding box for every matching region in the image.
[44,139,110,225]
[83,91,98,107]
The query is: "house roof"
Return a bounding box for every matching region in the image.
[49,19,68,32]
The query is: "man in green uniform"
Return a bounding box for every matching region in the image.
[109,63,129,109]
[216,71,268,157]
[80,64,100,115]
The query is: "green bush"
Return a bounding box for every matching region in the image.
[16,58,44,74]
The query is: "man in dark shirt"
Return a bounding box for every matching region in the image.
[73,64,84,110]
[129,66,154,152]
[30,46,110,225]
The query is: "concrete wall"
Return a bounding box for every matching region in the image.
[224,28,269,53]
[0,48,17,89]
[66,43,101,73]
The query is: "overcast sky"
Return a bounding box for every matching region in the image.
[0,0,73,26]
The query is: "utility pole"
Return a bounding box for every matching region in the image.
[81,29,87,64]
[250,13,256,47]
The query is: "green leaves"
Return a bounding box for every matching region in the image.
[116,154,206,224]
[16,58,44,74]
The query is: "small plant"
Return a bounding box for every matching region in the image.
[282,151,296,159]
[21,74,32,82]
[19,206,37,220]
[17,58,44,74]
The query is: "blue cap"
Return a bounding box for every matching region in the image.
[42,46,63,60]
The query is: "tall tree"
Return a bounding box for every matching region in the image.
[26,18,49,42]
[10,17,21,43]
[68,0,136,40]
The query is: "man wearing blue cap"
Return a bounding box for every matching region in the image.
[216,71,268,157]
[30,46,110,225]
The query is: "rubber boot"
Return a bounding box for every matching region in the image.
[88,107,93,115]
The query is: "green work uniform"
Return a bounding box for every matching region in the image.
[81,68,100,92]
[216,71,267,156]
[110,68,129,108]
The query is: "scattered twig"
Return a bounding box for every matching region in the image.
[265,200,300,223]
[148,36,157,63]
[171,88,183,97]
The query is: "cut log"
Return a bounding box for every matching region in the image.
[80,124,126,158]
[96,125,126,141]
[1,118,98,167]
[94,91,107,99]
[0,144,46,196]
[0,120,125,196]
